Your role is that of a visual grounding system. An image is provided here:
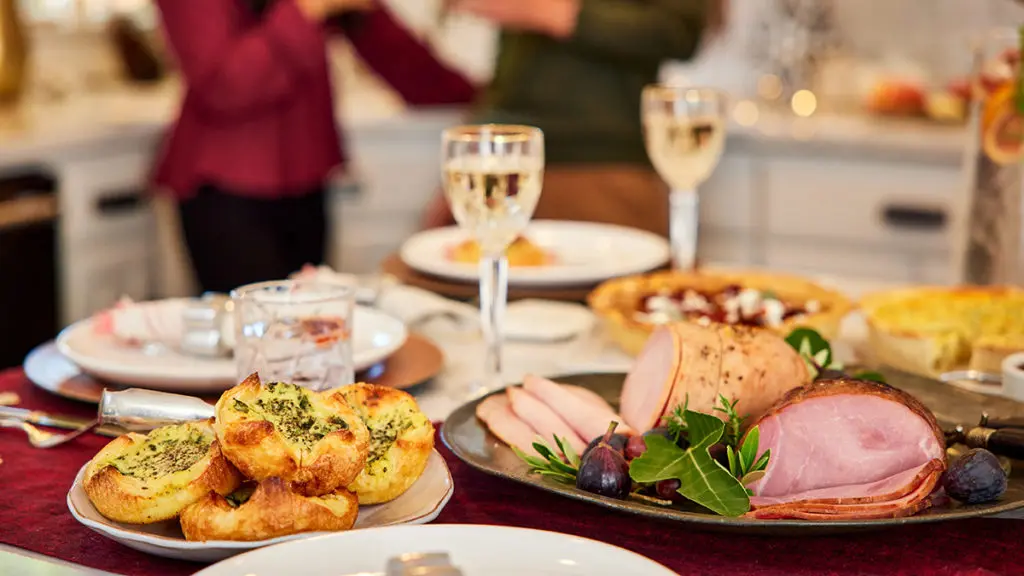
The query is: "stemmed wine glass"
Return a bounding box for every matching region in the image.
[642,86,728,270]
[441,124,545,397]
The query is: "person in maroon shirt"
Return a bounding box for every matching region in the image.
[153,0,476,294]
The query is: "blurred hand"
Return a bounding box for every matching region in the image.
[450,0,579,38]
[296,0,374,21]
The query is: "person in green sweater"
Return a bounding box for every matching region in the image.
[420,0,725,237]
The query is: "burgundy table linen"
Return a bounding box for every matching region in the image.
[0,369,1019,576]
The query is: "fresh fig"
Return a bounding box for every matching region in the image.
[942,448,1007,504]
[576,422,631,499]
[644,426,689,449]
[583,431,627,458]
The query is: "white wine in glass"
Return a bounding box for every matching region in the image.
[642,86,728,270]
[441,124,544,397]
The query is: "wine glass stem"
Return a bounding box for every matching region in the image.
[478,254,508,392]
[669,188,699,270]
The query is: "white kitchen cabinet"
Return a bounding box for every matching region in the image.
[56,148,157,324]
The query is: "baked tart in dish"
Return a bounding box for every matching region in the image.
[588,269,852,355]
[82,420,242,524]
[860,285,1024,376]
[179,478,359,542]
[447,236,551,267]
[214,373,370,496]
[338,383,435,505]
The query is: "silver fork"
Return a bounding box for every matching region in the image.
[0,418,99,448]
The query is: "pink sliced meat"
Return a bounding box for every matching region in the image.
[564,385,614,412]
[744,378,947,519]
[476,394,543,457]
[506,387,587,454]
[522,375,634,440]
[619,326,682,432]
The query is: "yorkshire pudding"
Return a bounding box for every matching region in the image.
[83,420,242,524]
[214,374,370,496]
[179,478,359,542]
[339,383,434,504]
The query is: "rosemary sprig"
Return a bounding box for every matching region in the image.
[712,394,744,448]
[663,395,689,443]
[513,435,580,484]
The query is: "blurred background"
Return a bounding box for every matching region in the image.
[0,0,1022,368]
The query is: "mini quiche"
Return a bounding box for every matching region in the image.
[588,269,852,355]
[447,236,551,267]
[860,285,1024,376]
[180,478,359,542]
[82,420,242,524]
[338,383,434,505]
[214,374,370,497]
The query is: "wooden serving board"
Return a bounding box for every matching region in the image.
[28,334,444,404]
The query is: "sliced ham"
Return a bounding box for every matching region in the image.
[564,385,614,412]
[620,322,810,433]
[506,387,587,454]
[475,394,542,457]
[522,375,634,441]
[619,326,684,432]
[744,377,947,520]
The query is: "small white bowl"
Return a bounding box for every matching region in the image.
[1001,352,1024,403]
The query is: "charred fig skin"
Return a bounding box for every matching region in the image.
[576,422,632,500]
[943,448,1008,504]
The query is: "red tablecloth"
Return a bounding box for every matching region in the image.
[0,368,1020,576]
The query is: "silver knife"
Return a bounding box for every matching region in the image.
[0,406,124,437]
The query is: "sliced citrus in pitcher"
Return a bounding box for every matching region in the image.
[982,106,1024,164]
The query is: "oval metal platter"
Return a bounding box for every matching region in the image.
[441,371,1024,535]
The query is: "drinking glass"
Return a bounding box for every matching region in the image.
[231,280,356,391]
[642,86,729,270]
[441,124,544,396]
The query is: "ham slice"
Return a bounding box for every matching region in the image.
[564,385,613,412]
[506,387,587,454]
[620,322,810,433]
[523,375,634,441]
[475,394,543,457]
[744,378,947,520]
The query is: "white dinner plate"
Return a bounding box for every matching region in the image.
[399,220,671,287]
[67,450,453,563]
[55,305,408,393]
[194,524,676,576]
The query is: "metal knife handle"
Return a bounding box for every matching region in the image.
[965,427,1024,460]
[99,389,215,432]
[979,414,1024,430]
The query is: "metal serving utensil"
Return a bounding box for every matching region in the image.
[98,388,215,432]
[0,417,99,448]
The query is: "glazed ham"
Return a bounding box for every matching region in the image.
[745,378,947,520]
[620,323,810,432]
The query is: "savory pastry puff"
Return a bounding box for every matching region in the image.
[214,374,370,496]
[179,478,359,542]
[83,420,241,524]
[338,383,434,504]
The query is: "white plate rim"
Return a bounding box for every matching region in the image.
[54,304,408,389]
[399,220,670,287]
[66,449,454,551]
[193,524,677,576]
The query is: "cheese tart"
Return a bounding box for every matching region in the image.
[339,383,434,505]
[180,478,359,542]
[82,420,242,524]
[214,374,370,496]
[860,285,1024,376]
[588,269,852,355]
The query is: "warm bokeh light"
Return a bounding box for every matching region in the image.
[791,89,818,117]
[757,74,783,101]
[733,99,759,126]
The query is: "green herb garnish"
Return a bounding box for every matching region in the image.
[726,427,771,494]
[663,396,689,443]
[712,394,743,448]
[784,327,886,383]
[513,436,580,483]
[629,410,752,517]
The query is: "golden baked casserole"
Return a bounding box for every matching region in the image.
[588,269,852,355]
[179,478,359,542]
[214,374,370,496]
[447,236,551,267]
[339,383,435,505]
[83,420,242,524]
[860,285,1024,376]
